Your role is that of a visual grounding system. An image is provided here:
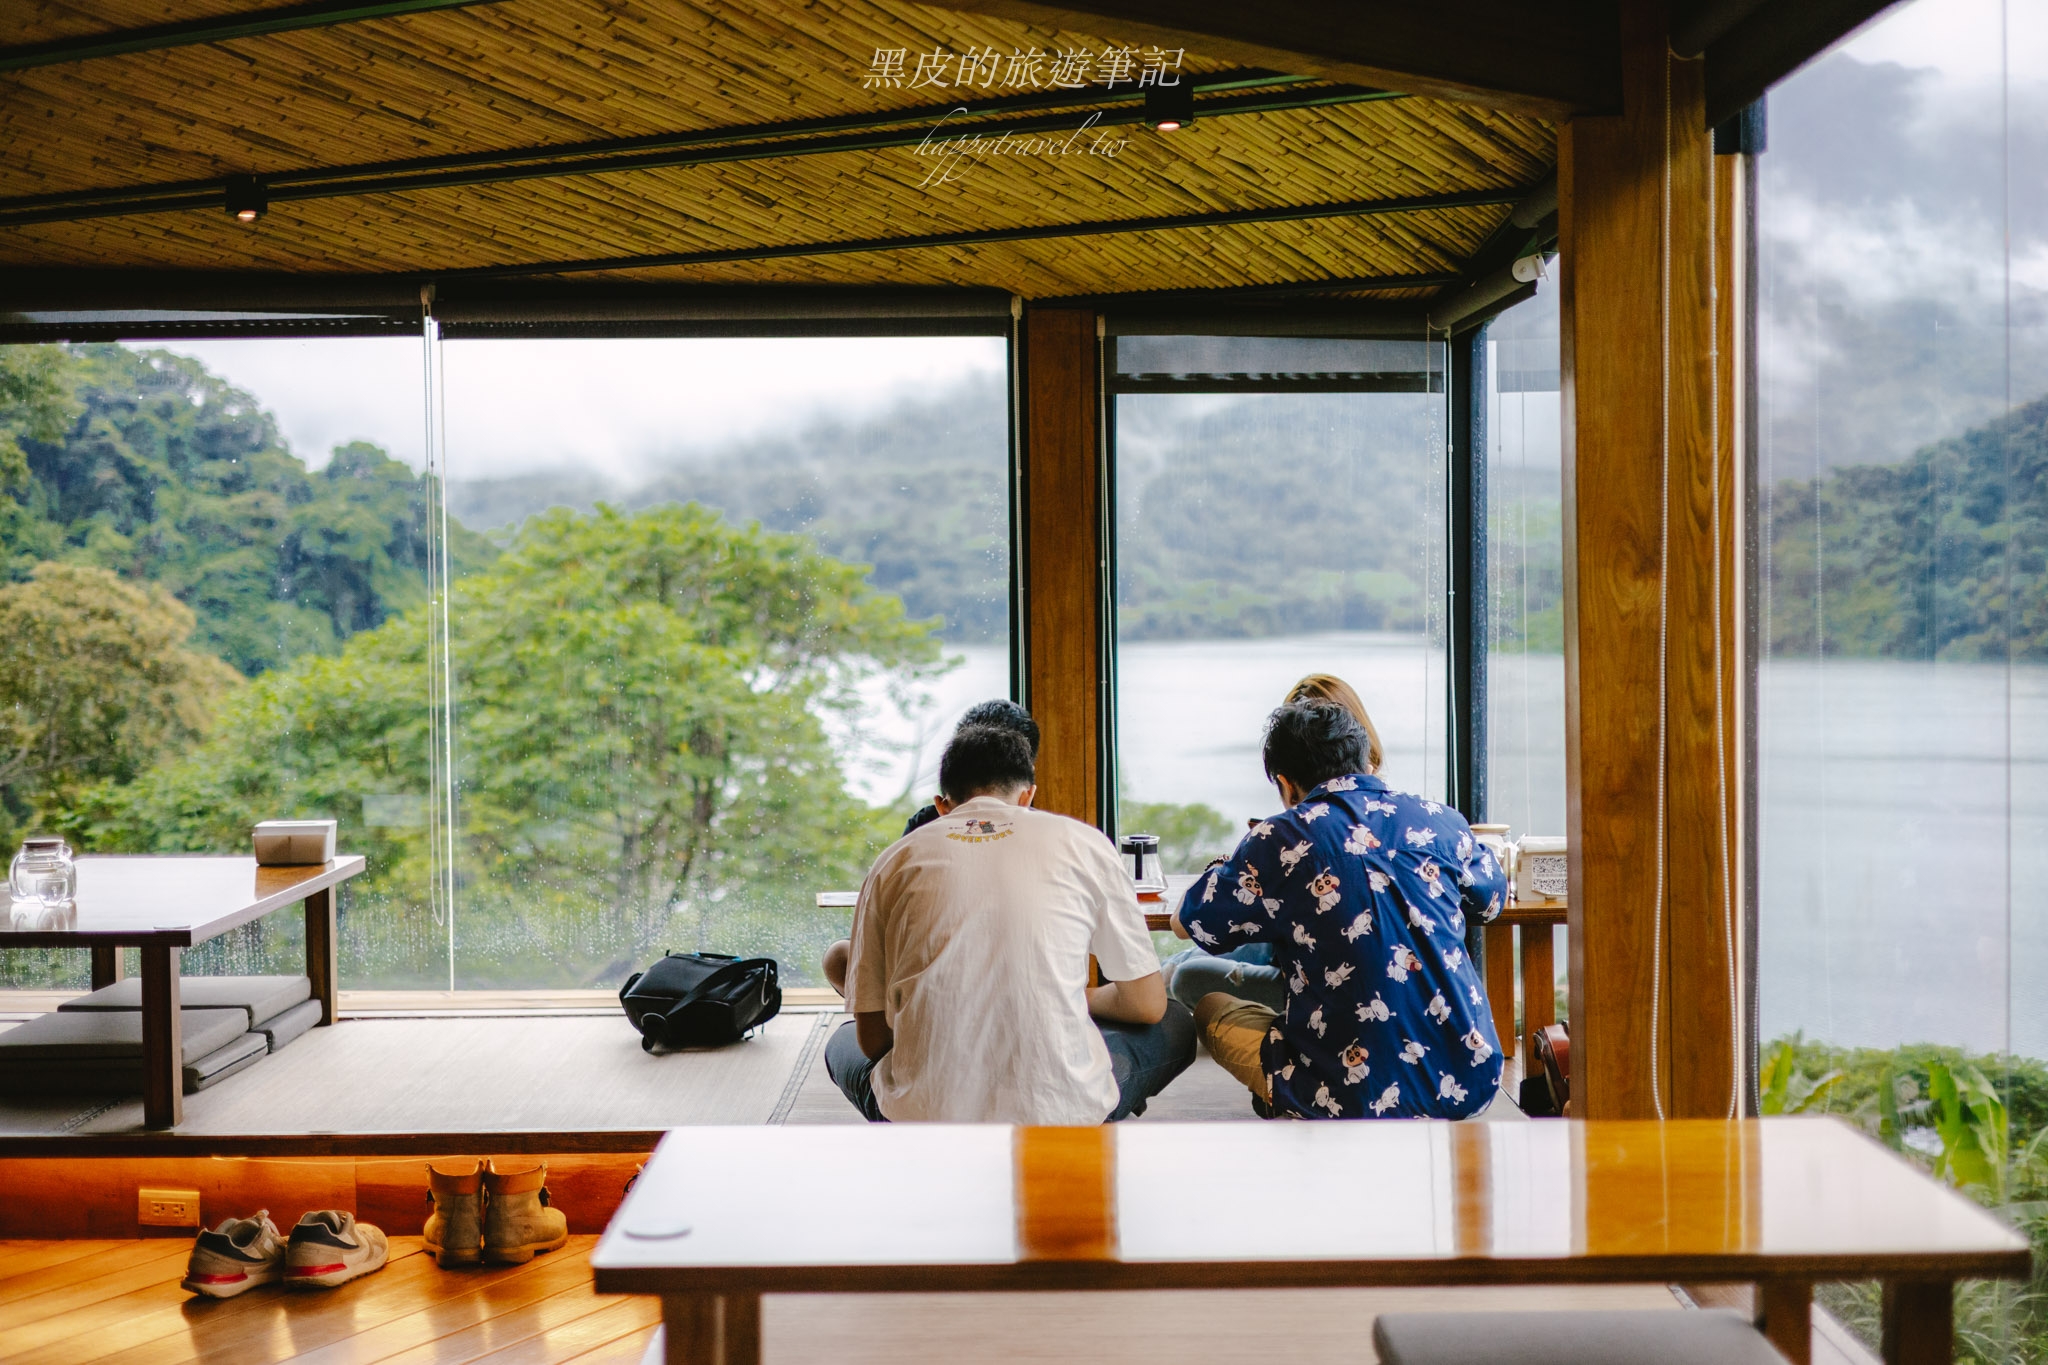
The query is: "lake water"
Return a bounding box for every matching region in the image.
[852,632,2048,1060]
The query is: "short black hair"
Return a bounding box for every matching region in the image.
[1263,699,1372,791]
[940,724,1036,803]
[958,698,1040,757]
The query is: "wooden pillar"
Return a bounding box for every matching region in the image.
[1561,0,1743,1119]
[1018,307,1105,827]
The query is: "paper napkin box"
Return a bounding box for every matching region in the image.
[252,819,336,866]
[1516,835,1568,902]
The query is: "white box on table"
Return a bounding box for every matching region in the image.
[252,820,336,866]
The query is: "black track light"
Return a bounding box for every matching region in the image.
[224,174,267,223]
[1144,83,1195,132]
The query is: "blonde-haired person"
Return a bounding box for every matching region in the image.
[1161,674,1386,1016]
[1285,673,1382,773]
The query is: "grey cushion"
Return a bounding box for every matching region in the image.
[256,998,324,1052]
[59,974,311,1030]
[1372,1310,1790,1365]
[185,1032,269,1091]
[0,1024,266,1095]
[0,1007,249,1064]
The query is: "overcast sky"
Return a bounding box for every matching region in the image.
[1755,0,2048,468]
[155,334,1006,478]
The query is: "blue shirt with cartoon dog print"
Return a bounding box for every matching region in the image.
[1176,774,1507,1119]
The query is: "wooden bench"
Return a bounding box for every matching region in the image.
[593,1117,2029,1365]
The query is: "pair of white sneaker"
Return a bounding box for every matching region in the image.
[181,1208,389,1298]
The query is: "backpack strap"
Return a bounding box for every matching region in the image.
[647,957,763,1030]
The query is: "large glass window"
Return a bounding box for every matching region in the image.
[437,336,1010,988]
[0,336,439,989]
[1110,336,1450,875]
[1757,0,2048,1352]
[1481,287,1565,844]
[0,329,1009,996]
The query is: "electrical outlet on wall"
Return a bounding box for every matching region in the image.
[138,1187,201,1228]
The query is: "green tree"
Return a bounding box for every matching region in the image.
[0,562,241,848]
[0,347,79,561]
[451,503,942,979]
[0,346,75,492]
[69,502,945,986]
[5,345,493,674]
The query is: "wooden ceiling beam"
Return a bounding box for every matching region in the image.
[1040,271,1458,308]
[917,0,1619,118]
[1700,0,1904,127]
[0,0,507,74]
[422,185,1522,284]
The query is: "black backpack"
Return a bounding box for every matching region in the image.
[619,952,781,1052]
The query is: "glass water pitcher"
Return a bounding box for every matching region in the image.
[1120,833,1167,896]
[10,836,77,927]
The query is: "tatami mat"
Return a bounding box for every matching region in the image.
[783,1013,1275,1124]
[0,1012,821,1137]
[1,1007,1516,1135]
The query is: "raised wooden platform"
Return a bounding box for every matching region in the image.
[0,1001,1298,1154]
[0,1011,837,1152]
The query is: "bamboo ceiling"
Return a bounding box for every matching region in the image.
[0,0,1557,302]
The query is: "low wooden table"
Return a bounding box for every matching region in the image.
[827,878,1193,933]
[1137,871,1200,932]
[0,854,366,1129]
[1486,898,1568,1074]
[595,1118,2028,1365]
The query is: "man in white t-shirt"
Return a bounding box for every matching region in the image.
[823,723,1195,1124]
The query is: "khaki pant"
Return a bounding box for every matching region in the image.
[1192,992,1276,1102]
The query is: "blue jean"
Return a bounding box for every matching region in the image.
[824,1003,1197,1123]
[1164,942,1286,1013]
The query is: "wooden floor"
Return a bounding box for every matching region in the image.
[0,1234,1707,1365]
[0,1235,1892,1365]
[0,1236,657,1365]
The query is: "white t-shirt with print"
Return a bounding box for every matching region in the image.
[845,795,1158,1124]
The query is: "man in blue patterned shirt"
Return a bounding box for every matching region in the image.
[1173,700,1507,1119]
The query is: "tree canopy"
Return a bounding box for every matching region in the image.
[5,344,493,675]
[68,501,942,986]
[0,563,241,849]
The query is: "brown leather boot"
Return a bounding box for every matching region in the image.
[482,1160,569,1264]
[423,1159,484,1268]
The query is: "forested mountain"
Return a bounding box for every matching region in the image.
[450,379,1013,643]
[1114,393,1445,639]
[450,381,1453,644]
[1769,391,2048,661]
[4,345,493,675]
